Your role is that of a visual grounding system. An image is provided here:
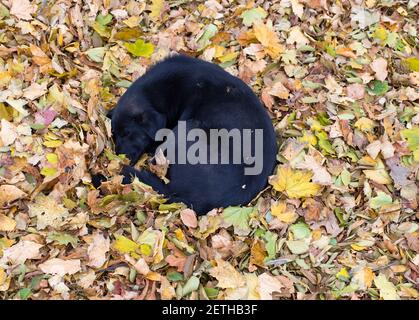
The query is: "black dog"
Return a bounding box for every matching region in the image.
[105,55,277,214]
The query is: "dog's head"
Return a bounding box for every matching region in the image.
[109,92,166,164]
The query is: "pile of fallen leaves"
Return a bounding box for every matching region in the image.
[0,0,418,300]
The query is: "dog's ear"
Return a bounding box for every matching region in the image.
[107,108,114,119]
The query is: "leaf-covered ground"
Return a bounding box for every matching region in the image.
[0,0,418,300]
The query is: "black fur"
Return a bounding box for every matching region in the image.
[105,55,277,215]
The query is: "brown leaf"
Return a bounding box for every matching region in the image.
[0,184,26,206]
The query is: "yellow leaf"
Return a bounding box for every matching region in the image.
[354,117,376,132]
[0,268,10,292]
[122,16,141,28]
[362,267,375,288]
[269,166,321,198]
[209,258,246,289]
[0,268,5,285]
[150,0,165,21]
[250,240,267,268]
[253,22,283,58]
[112,235,139,254]
[0,214,16,232]
[336,47,356,59]
[218,52,239,63]
[0,103,13,121]
[0,71,11,87]
[364,169,392,185]
[298,131,317,146]
[146,271,161,281]
[40,167,58,177]
[352,267,375,289]
[336,267,350,280]
[373,26,388,42]
[351,244,366,251]
[46,153,58,164]
[43,140,63,148]
[271,202,298,223]
[174,228,185,242]
[140,243,152,256]
[404,57,419,72]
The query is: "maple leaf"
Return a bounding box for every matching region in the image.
[28,194,69,230]
[269,166,321,198]
[240,7,267,26]
[271,202,298,223]
[253,22,283,59]
[209,258,246,289]
[124,39,154,58]
[221,206,253,236]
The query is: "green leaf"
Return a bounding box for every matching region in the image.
[204,287,219,299]
[182,276,200,297]
[240,7,267,27]
[96,13,113,26]
[124,39,154,58]
[340,169,351,186]
[374,273,400,300]
[116,80,132,88]
[289,222,311,240]
[222,206,253,236]
[167,271,183,282]
[47,232,79,247]
[86,47,106,63]
[92,21,111,38]
[120,191,142,203]
[281,49,298,65]
[301,96,318,104]
[367,80,389,96]
[18,288,31,300]
[370,191,393,210]
[315,130,336,155]
[0,3,10,20]
[317,112,331,125]
[263,231,278,260]
[302,80,322,89]
[286,240,309,254]
[403,57,419,72]
[158,202,184,211]
[401,127,419,161]
[197,24,218,50]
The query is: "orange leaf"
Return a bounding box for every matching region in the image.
[336,47,356,59]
